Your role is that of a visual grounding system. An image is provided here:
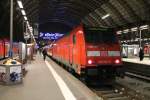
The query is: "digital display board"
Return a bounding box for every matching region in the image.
[39,32,64,40]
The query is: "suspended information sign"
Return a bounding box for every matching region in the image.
[39,32,64,40]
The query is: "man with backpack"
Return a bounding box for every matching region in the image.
[42,48,47,60]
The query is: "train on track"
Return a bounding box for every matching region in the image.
[48,24,124,82]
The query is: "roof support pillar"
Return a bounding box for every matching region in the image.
[9,0,13,58]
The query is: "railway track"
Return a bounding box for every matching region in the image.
[125,72,150,82]
[123,61,150,78]
[50,56,150,100]
[91,83,147,100]
[92,87,129,100]
[86,70,150,100]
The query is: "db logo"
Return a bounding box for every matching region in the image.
[102,47,105,50]
[39,33,44,37]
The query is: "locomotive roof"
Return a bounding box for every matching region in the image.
[84,26,115,31]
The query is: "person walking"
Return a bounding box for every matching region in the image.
[42,48,47,60]
[38,48,42,55]
[139,47,144,61]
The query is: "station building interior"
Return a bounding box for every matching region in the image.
[0,0,150,100]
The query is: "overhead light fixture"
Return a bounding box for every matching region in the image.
[26,21,29,25]
[21,10,26,15]
[116,31,122,35]
[26,21,30,28]
[27,24,30,28]
[123,29,129,33]
[131,27,137,32]
[24,16,27,20]
[29,27,33,30]
[29,27,33,32]
[140,25,149,30]
[102,14,110,19]
[135,38,139,41]
[17,1,23,9]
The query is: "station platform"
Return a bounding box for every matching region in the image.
[122,57,150,65]
[0,54,99,100]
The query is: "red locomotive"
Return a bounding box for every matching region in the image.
[49,24,124,81]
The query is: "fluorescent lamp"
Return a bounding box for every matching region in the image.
[102,14,110,19]
[26,21,30,28]
[30,27,33,30]
[26,21,29,25]
[123,29,129,33]
[29,27,33,32]
[140,25,149,30]
[116,31,122,35]
[24,16,27,20]
[17,1,23,9]
[27,24,30,28]
[21,10,26,15]
[131,27,137,31]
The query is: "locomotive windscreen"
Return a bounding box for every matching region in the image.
[84,28,117,43]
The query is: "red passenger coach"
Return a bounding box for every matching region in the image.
[0,39,19,59]
[50,24,124,80]
[0,41,4,58]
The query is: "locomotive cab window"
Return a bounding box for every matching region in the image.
[73,35,76,44]
[84,28,117,44]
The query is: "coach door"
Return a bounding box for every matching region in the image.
[77,33,82,65]
[71,34,76,64]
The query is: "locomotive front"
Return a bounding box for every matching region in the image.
[83,27,124,79]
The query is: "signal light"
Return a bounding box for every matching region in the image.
[78,30,83,34]
[88,60,92,64]
[115,59,120,64]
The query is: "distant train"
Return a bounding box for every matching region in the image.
[48,24,124,81]
[0,39,19,59]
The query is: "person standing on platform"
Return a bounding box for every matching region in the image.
[42,48,47,60]
[139,47,144,61]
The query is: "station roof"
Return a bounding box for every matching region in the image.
[23,0,150,28]
[0,0,150,40]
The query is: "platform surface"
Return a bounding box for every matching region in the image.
[0,54,98,100]
[122,57,150,65]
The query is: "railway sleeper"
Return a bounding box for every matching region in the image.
[100,90,114,94]
[103,93,123,98]
[107,96,130,100]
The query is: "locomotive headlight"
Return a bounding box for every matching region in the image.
[115,59,120,64]
[88,59,92,64]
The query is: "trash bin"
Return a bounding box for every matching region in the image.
[0,59,23,85]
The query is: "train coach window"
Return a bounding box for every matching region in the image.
[84,28,117,43]
[73,35,76,44]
